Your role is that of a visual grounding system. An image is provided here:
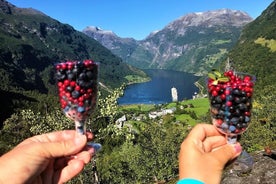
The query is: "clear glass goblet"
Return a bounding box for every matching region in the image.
[55,60,101,150]
[207,70,255,173]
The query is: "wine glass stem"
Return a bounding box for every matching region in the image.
[227,134,238,144]
[75,121,86,135]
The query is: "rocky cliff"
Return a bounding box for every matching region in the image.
[222,150,276,184]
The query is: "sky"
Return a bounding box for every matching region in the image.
[7,0,274,40]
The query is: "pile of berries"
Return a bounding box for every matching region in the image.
[55,60,98,122]
[207,70,254,135]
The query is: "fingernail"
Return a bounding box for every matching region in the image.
[74,134,86,145]
[234,143,242,154]
[87,142,102,153]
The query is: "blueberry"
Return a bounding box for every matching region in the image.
[229,125,236,132]
[226,95,234,101]
[66,86,73,92]
[238,103,247,111]
[235,109,241,116]
[84,99,91,106]
[86,71,94,79]
[236,123,242,129]
[56,72,66,81]
[239,116,245,122]
[215,96,222,103]
[72,68,79,75]
[245,116,250,122]
[64,106,70,112]
[230,117,239,124]
[218,110,225,116]
[224,111,231,117]
[77,106,85,113]
[67,73,75,80]
[77,80,85,88]
[241,91,247,96]
[79,73,86,80]
[233,89,241,96]
[234,97,241,104]
[221,123,229,129]
[71,91,80,98]
[241,96,247,103]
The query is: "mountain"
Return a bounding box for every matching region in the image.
[83,9,252,75]
[0,0,146,123]
[228,1,276,95]
[83,26,138,62]
[0,0,145,92]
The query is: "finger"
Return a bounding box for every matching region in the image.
[72,151,92,164]
[20,130,78,146]
[54,160,85,184]
[209,143,242,164]
[188,124,223,141]
[54,150,92,171]
[25,130,93,144]
[41,159,54,183]
[36,134,87,158]
[86,131,94,141]
[202,136,227,152]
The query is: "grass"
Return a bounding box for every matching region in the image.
[255,37,276,52]
[180,98,209,117]
[119,97,210,126]
[124,75,150,84]
[175,114,197,126]
[119,104,155,112]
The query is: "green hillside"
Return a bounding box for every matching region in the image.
[0,0,147,123]
[228,1,276,96]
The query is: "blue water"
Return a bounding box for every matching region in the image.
[118,69,200,105]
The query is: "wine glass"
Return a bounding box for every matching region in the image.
[55,60,101,150]
[207,70,255,173]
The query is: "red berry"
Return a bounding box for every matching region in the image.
[78,96,84,102]
[215,86,221,91]
[64,80,70,86]
[61,63,67,70]
[70,81,76,87]
[220,94,226,100]
[78,102,84,106]
[215,119,223,125]
[226,101,232,106]
[75,85,81,91]
[246,92,252,97]
[227,70,234,76]
[212,90,218,96]
[225,89,231,95]
[243,76,251,82]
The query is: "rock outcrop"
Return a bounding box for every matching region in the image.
[222,150,276,184]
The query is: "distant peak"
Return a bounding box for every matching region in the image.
[169,8,252,28]
[83,26,114,35]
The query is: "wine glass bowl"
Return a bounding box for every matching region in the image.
[207,70,255,143]
[55,60,98,135]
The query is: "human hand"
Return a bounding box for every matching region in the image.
[178,124,242,184]
[0,130,95,184]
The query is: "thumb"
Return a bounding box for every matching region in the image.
[210,143,242,164]
[39,134,87,158]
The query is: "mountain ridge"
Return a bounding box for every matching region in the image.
[83,9,253,75]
